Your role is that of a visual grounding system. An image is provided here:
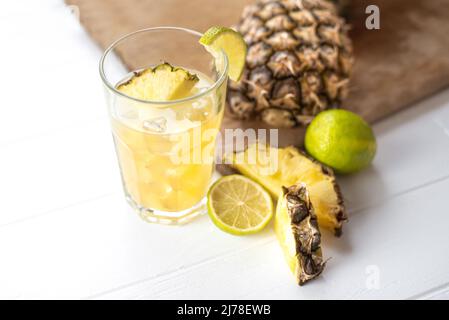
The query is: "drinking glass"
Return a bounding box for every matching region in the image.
[100,27,228,224]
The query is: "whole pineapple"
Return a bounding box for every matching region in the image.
[227,0,353,128]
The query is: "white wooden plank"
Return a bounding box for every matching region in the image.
[427,292,449,300]
[0,2,105,147]
[0,192,274,299]
[0,118,118,226]
[94,176,449,300]
[422,289,449,300]
[1,148,448,299]
[339,89,449,214]
[413,283,449,300]
[0,2,114,225]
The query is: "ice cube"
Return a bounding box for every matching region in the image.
[142,117,167,133]
[197,86,209,93]
[121,109,138,119]
[192,98,208,109]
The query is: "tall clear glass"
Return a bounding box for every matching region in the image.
[100,27,228,224]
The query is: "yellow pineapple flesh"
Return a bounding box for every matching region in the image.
[226,144,347,235]
[118,62,199,101]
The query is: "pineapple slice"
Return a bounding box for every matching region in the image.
[275,184,324,285]
[225,144,347,235]
[117,63,199,101]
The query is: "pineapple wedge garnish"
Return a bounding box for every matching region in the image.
[275,184,324,285]
[117,63,199,101]
[225,144,347,236]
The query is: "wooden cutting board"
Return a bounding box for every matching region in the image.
[68,0,449,146]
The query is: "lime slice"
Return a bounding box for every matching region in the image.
[200,26,247,81]
[207,175,273,235]
[117,62,199,101]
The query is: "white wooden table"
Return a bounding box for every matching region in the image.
[1,1,449,300]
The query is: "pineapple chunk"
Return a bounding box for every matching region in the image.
[117,63,199,101]
[275,184,324,285]
[226,144,347,235]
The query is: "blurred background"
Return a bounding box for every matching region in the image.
[66,0,449,124]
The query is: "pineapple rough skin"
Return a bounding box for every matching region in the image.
[227,0,353,127]
[275,184,325,285]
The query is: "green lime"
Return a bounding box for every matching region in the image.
[207,175,273,235]
[305,109,377,174]
[199,26,247,81]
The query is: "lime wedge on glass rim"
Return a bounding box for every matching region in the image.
[199,26,247,81]
[207,175,273,235]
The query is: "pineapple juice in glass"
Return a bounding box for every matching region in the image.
[100,27,228,224]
